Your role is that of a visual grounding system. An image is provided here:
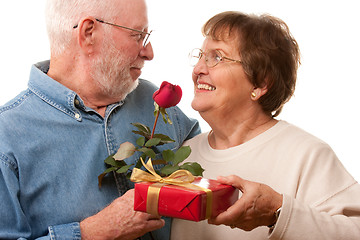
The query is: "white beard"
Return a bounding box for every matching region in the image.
[90,38,139,101]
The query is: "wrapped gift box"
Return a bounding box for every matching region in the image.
[134,177,239,221]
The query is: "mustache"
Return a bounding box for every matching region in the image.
[132,62,144,69]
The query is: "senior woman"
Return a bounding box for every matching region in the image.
[171,11,360,240]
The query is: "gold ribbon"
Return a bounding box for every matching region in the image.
[130,158,213,219]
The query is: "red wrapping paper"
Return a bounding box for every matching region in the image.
[134,177,239,221]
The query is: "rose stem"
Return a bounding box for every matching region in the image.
[151,110,160,139]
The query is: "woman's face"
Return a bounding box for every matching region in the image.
[191,38,254,116]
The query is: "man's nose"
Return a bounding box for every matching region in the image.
[140,42,154,60]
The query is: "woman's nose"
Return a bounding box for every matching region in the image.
[193,55,208,76]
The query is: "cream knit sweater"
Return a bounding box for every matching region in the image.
[171,121,360,239]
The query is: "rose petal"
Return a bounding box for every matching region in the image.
[153,81,182,108]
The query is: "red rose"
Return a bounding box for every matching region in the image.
[153,81,182,108]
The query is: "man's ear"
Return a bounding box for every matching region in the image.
[77,17,98,56]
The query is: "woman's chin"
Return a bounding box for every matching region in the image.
[191,98,210,113]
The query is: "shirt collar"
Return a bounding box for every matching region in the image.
[28,60,124,121]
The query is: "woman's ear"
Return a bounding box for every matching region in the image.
[251,85,268,100]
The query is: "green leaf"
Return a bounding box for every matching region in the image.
[160,107,167,116]
[104,156,126,168]
[138,147,156,159]
[159,108,169,124]
[145,138,161,147]
[135,157,145,169]
[160,165,180,176]
[154,102,160,116]
[126,171,132,179]
[162,149,174,163]
[173,146,191,165]
[116,164,133,174]
[136,137,145,147]
[180,162,204,176]
[132,130,150,139]
[104,155,116,165]
[131,123,151,135]
[159,108,173,124]
[153,134,175,144]
[152,159,167,165]
[113,142,136,160]
[102,166,118,174]
[98,167,118,188]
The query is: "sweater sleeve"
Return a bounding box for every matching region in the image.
[269,141,360,240]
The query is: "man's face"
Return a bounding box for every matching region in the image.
[90,37,140,100]
[91,0,153,100]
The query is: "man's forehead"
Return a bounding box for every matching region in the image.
[114,0,148,27]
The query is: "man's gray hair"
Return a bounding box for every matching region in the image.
[45,0,119,56]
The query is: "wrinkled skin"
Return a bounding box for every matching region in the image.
[80,189,165,240]
[208,175,282,231]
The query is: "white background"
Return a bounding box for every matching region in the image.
[1,1,359,181]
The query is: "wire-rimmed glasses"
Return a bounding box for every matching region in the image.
[73,18,152,47]
[189,48,242,68]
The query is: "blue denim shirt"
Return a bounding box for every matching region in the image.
[0,61,200,240]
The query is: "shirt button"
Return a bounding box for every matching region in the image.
[75,113,81,120]
[74,99,80,106]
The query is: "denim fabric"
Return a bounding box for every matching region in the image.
[0,61,200,240]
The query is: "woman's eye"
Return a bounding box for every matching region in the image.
[209,51,221,62]
[214,54,221,61]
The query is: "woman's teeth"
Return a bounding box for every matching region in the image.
[197,83,216,91]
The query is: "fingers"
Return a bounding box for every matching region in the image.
[123,210,165,238]
[208,197,244,226]
[80,189,166,240]
[209,178,284,231]
[217,175,246,192]
[119,190,165,236]
[207,175,246,227]
[145,217,166,232]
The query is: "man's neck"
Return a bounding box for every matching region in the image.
[47,56,117,118]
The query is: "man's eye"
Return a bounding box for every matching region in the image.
[132,33,144,41]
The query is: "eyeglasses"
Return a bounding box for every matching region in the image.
[73,18,152,47]
[189,48,242,68]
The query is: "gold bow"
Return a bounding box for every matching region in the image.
[131,158,212,219]
[131,157,195,184]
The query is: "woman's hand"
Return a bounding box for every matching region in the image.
[208,175,282,231]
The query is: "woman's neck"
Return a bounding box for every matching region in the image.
[205,112,278,150]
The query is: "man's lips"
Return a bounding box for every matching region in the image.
[131,64,144,72]
[131,67,142,71]
[130,66,143,80]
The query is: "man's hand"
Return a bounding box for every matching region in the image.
[208,175,282,231]
[80,189,165,240]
